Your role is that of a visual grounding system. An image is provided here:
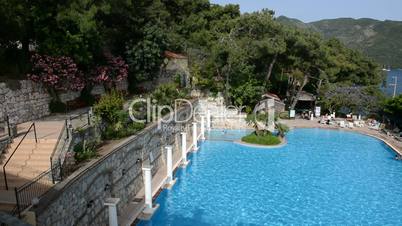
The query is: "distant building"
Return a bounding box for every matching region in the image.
[295,91,316,111]
[160,51,190,88]
[254,92,286,114]
[137,51,190,92]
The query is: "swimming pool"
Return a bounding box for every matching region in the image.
[138,128,402,225]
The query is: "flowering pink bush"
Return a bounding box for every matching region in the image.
[92,54,128,88]
[27,54,85,92]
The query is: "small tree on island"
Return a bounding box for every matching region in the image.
[27,54,85,102]
[275,122,289,138]
[246,113,289,138]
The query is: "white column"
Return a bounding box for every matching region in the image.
[181,132,189,167]
[165,146,176,189]
[201,116,205,140]
[207,110,211,131]
[142,166,153,210]
[192,122,198,151]
[104,198,120,226]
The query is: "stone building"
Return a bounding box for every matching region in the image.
[137,51,191,92]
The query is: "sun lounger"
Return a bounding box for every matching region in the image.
[354,121,364,127]
[348,122,354,128]
[339,121,345,128]
[369,124,380,130]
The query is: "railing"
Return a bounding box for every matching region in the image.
[13,162,61,218]
[49,119,69,180]
[49,109,92,181]
[69,110,91,131]
[3,123,37,190]
[0,115,11,139]
[11,110,94,217]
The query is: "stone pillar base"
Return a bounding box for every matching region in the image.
[180,160,190,168]
[139,204,160,220]
[164,178,177,190]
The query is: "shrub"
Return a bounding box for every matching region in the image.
[27,54,85,102]
[152,83,187,107]
[79,87,96,106]
[276,122,289,137]
[93,90,147,140]
[103,121,145,140]
[92,54,128,90]
[93,90,124,124]
[49,100,67,113]
[73,140,98,163]
[241,132,281,145]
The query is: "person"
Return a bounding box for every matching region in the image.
[395,154,402,160]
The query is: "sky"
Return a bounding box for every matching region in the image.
[210,0,402,22]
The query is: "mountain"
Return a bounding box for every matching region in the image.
[277,16,402,68]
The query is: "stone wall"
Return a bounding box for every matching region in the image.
[159,57,190,88]
[137,57,190,92]
[0,78,129,125]
[34,102,195,226]
[0,80,51,125]
[197,98,250,129]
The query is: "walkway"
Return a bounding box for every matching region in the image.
[119,130,198,226]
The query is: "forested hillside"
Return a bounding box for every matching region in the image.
[0,0,384,113]
[277,16,402,68]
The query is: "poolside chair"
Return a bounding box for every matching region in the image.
[339,121,345,128]
[369,123,380,131]
[354,121,364,127]
[348,122,354,128]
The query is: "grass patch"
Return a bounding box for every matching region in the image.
[241,132,281,146]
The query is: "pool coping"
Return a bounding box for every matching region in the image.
[233,137,287,149]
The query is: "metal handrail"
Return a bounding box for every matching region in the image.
[49,119,69,162]
[0,115,11,139]
[69,110,91,129]
[14,164,57,218]
[3,122,38,190]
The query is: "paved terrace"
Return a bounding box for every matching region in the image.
[282,119,402,156]
[0,108,90,213]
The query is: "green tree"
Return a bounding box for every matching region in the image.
[383,95,402,127]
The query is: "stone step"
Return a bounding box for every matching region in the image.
[22,161,50,168]
[2,147,55,158]
[3,164,25,172]
[0,190,16,205]
[4,165,49,174]
[8,142,56,149]
[10,139,57,145]
[0,203,16,213]
[0,173,53,190]
[11,155,52,161]
[3,149,54,157]
[0,177,32,187]
[2,155,50,167]
[17,171,46,178]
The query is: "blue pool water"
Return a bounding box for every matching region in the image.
[139,129,402,225]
